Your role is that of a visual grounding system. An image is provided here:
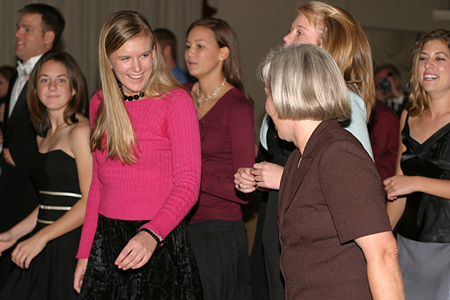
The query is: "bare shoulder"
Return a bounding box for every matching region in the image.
[399,109,409,131]
[69,114,90,145]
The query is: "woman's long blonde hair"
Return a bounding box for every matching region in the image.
[298,1,375,120]
[91,11,181,164]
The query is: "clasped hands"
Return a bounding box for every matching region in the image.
[234,161,283,193]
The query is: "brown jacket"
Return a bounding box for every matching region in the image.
[279,120,391,300]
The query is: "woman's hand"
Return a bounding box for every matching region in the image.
[234,167,256,193]
[252,162,284,190]
[11,232,48,269]
[384,175,416,200]
[0,231,17,256]
[74,258,88,293]
[115,231,157,271]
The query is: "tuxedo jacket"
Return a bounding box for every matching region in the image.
[0,72,39,231]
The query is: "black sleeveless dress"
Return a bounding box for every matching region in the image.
[396,115,450,300]
[0,150,82,300]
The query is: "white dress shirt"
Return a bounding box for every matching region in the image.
[9,55,42,117]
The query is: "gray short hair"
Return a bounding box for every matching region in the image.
[259,43,351,122]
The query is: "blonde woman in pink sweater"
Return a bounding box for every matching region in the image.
[74,11,203,299]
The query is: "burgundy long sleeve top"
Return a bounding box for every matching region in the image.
[185,84,255,223]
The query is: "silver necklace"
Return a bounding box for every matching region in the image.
[196,78,226,106]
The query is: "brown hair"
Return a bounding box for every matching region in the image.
[186,18,247,97]
[20,3,65,48]
[407,29,450,117]
[27,51,87,137]
[298,1,375,120]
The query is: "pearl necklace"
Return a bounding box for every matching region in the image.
[196,78,226,106]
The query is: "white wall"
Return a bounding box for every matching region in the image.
[214,0,450,140]
[1,0,449,138]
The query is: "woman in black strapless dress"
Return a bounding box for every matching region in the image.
[0,51,92,300]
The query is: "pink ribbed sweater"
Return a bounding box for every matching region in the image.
[76,88,201,259]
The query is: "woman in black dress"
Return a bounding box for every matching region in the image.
[0,51,92,300]
[385,29,450,300]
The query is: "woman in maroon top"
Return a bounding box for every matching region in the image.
[184,18,254,300]
[260,43,404,299]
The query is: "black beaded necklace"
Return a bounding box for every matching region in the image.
[118,82,145,101]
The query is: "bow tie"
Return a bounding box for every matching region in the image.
[17,61,32,78]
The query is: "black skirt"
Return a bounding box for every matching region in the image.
[79,214,203,299]
[0,223,81,300]
[187,219,252,300]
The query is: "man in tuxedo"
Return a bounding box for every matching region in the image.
[0,3,65,288]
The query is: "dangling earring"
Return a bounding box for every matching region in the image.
[152,59,155,63]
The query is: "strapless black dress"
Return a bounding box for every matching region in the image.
[0,150,82,300]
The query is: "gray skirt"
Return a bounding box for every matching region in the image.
[397,234,450,300]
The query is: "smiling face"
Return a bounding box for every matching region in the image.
[418,39,450,98]
[37,60,73,112]
[283,13,320,47]
[15,13,53,62]
[185,26,226,79]
[109,35,155,96]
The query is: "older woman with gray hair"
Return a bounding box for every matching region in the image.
[260,43,404,299]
